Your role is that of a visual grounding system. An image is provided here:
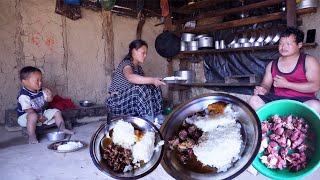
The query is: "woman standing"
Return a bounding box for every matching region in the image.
[106,39,166,123]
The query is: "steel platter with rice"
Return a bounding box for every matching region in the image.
[160,93,262,180]
[90,116,164,179]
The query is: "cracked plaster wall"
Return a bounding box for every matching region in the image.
[0,0,167,124]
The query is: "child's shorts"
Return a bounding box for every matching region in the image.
[17,108,60,127]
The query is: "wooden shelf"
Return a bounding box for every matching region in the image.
[181,7,317,33]
[173,0,234,14]
[169,82,260,87]
[176,43,317,58]
[179,0,283,23]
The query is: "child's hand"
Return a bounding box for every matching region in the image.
[43,88,53,97]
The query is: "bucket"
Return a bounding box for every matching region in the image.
[174,70,194,83]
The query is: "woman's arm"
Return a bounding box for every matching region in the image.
[123,65,165,87]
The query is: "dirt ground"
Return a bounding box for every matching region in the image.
[0,117,319,180]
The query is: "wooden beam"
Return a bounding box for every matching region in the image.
[286,0,296,27]
[102,11,115,75]
[173,0,235,14]
[182,12,284,33]
[179,0,284,23]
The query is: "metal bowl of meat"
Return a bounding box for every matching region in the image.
[252,100,320,180]
[90,116,164,179]
[160,93,262,179]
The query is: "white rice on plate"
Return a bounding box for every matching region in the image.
[110,119,160,170]
[191,104,243,172]
[112,120,137,149]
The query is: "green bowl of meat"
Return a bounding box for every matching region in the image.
[252,99,320,180]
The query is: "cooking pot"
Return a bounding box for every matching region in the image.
[180,41,188,51]
[255,29,266,43]
[174,70,194,83]
[253,41,263,47]
[155,31,180,58]
[297,0,318,9]
[197,36,213,49]
[242,42,252,48]
[230,43,241,48]
[181,33,196,42]
[188,41,198,51]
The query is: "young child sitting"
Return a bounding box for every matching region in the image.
[16,66,74,144]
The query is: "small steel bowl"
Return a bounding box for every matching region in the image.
[79,100,94,107]
[47,131,65,142]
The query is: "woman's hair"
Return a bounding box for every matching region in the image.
[19,66,42,81]
[280,27,304,44]
[123,39,148,60]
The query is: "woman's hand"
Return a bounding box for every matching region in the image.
[153,77,166,87]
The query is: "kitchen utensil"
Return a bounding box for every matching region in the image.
[155,31,180,58]
[174,70,194,83]
[220,40,225,49]
[48,140,86,153]
[188,40,198,51]
[242,42,252,48]
[224,33,238,46]
[47,131,66,142]
[90,116,164,179]
[181,33,196,42]
[263,28,276,45]
[180,41,188,51]
[270,27,284,45]
[230,43,241,48]
[214,40,220,49]
[256,29,266,43]
[238,37,249,44]
[80,100,94,107]
[248,31,257,43]
[253,41,263,47]
[297,0,318,9]
[252,100,320,180]
[197,36,214,49]
[160,93,262,180]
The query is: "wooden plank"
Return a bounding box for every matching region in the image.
[102,11,115,76]
[173,0,235,14]
[286,0,296,27]
[179,0,284,23]
[180,7,316,33]
[182,12,284,33]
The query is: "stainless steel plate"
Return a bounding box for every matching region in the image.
[90,116,164,179]
[47,140,87,153]
[163,79,187,84]
[160,93,262,180]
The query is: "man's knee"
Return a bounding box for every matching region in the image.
[304,100,320,114]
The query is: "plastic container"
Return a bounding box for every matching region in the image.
[252,100,320,180]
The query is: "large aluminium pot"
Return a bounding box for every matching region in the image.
[195,35,213,49]
[160,93,262,180]
[155,31,180,58]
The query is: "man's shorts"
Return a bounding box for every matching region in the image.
[17,108,60,127]
[258,94,319,103]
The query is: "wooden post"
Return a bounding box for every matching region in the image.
[102,11,115,76]
[286,0,297,27]
[136,11,145,39]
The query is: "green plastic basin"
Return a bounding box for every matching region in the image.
[252,100,320,180]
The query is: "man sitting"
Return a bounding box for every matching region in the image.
[248,27,320,114]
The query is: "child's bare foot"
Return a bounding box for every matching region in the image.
[62,129,75,135]
[28,137,39,144]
